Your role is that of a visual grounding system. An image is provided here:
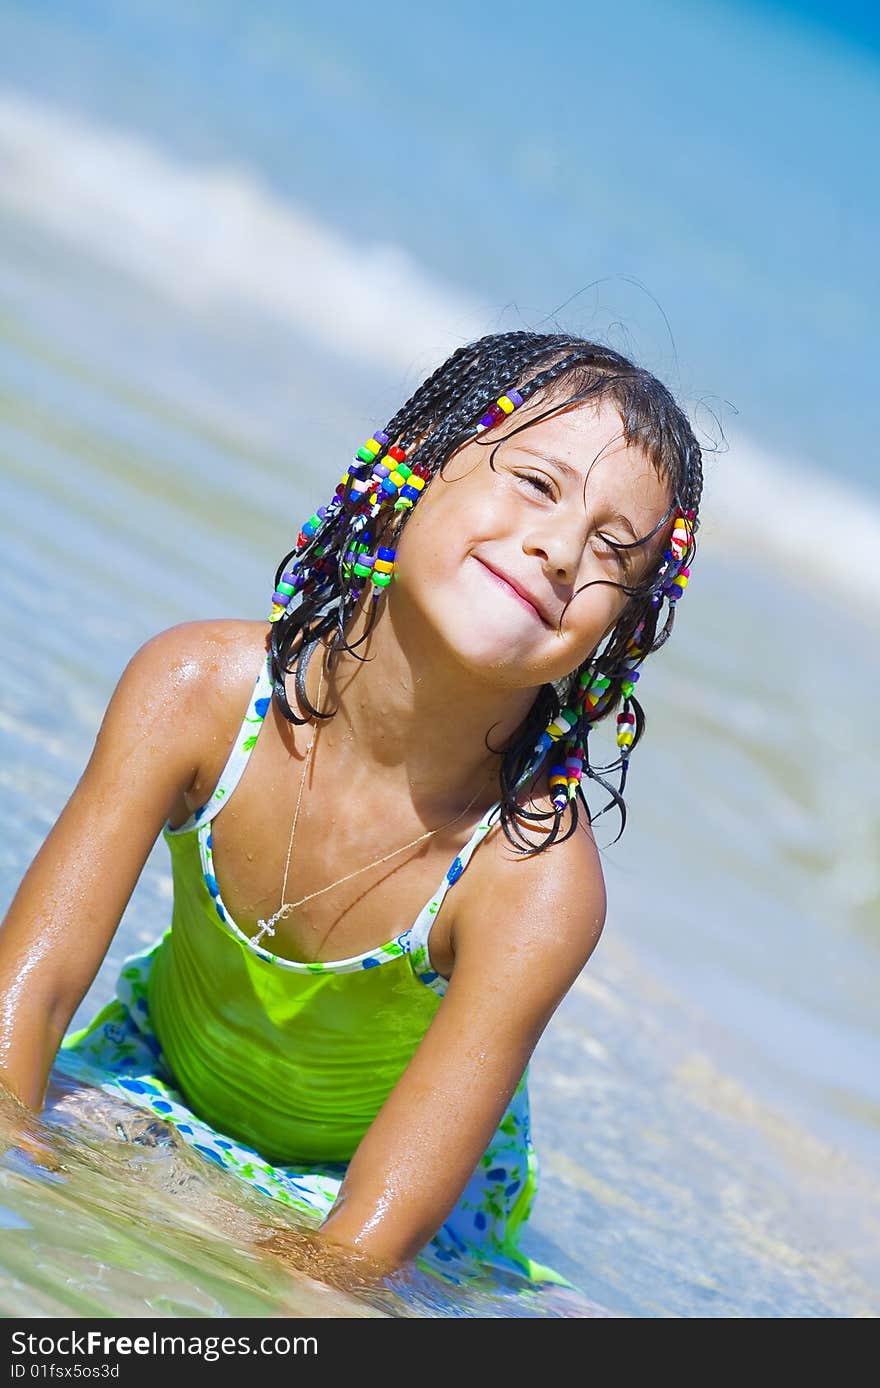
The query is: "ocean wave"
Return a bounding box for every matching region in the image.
[702,430,880,612]
[0,89,486,373]
[2,88,878,611]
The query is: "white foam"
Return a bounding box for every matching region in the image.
[1,89,878,613]
[700,429,880,614]
[0,89,487,374]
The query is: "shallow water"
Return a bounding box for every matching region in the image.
[0,13,879,1317]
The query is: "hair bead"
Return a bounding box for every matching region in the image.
[474,388,525,435]
[653,512,696,611]
[616,709,636,751]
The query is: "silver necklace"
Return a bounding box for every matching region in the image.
[251,660,495,949]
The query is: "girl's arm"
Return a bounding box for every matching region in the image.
[314,815,606,1270]
[0,622,223,1112]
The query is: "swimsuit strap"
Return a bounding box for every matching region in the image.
[164,649,274,836]
[405,738,554,995]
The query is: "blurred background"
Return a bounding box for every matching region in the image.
[0,0,877,1317]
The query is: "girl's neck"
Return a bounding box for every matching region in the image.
[306,596,543,818]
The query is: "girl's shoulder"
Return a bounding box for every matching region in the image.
[449,769,607,987]
[135,618,272,829]
[131,617,270,721]
[130,615,267,665]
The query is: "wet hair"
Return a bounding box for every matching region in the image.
[268,331,704,852]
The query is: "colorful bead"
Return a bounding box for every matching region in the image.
[373,558,394,574]
[474,387,526,435]
[479,402,505,429]
[670,517,692,561]
[371,571,392,588]
[617,710,636,751]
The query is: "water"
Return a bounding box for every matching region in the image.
[0,2,878,1318]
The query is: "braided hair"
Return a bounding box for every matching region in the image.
[268,331,704,852]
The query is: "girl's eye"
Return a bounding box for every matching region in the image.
[518,472,556,498]
[595,534,630,570]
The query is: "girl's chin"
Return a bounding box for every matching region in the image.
[435,623,558,687]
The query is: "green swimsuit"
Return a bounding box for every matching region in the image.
[55,646,573,1291]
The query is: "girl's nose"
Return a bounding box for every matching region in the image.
[522,518,585,588]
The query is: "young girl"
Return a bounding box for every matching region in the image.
[0,331,701,1299]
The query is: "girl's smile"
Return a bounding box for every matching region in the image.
[470,554,555,627]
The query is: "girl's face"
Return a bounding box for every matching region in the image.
[391,396,673,690]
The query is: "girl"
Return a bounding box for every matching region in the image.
[0,331,701,1298]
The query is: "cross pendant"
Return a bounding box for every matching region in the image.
[252,918,277,948]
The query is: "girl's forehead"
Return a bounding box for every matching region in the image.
[489,397,672,515]
[505,395,635,463]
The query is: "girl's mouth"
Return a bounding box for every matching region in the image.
[473,557,550,626]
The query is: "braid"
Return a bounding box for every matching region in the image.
[268,330,704,852]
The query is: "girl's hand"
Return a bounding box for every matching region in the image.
[254,1224,403,1296]
[0,1070,63,1173]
